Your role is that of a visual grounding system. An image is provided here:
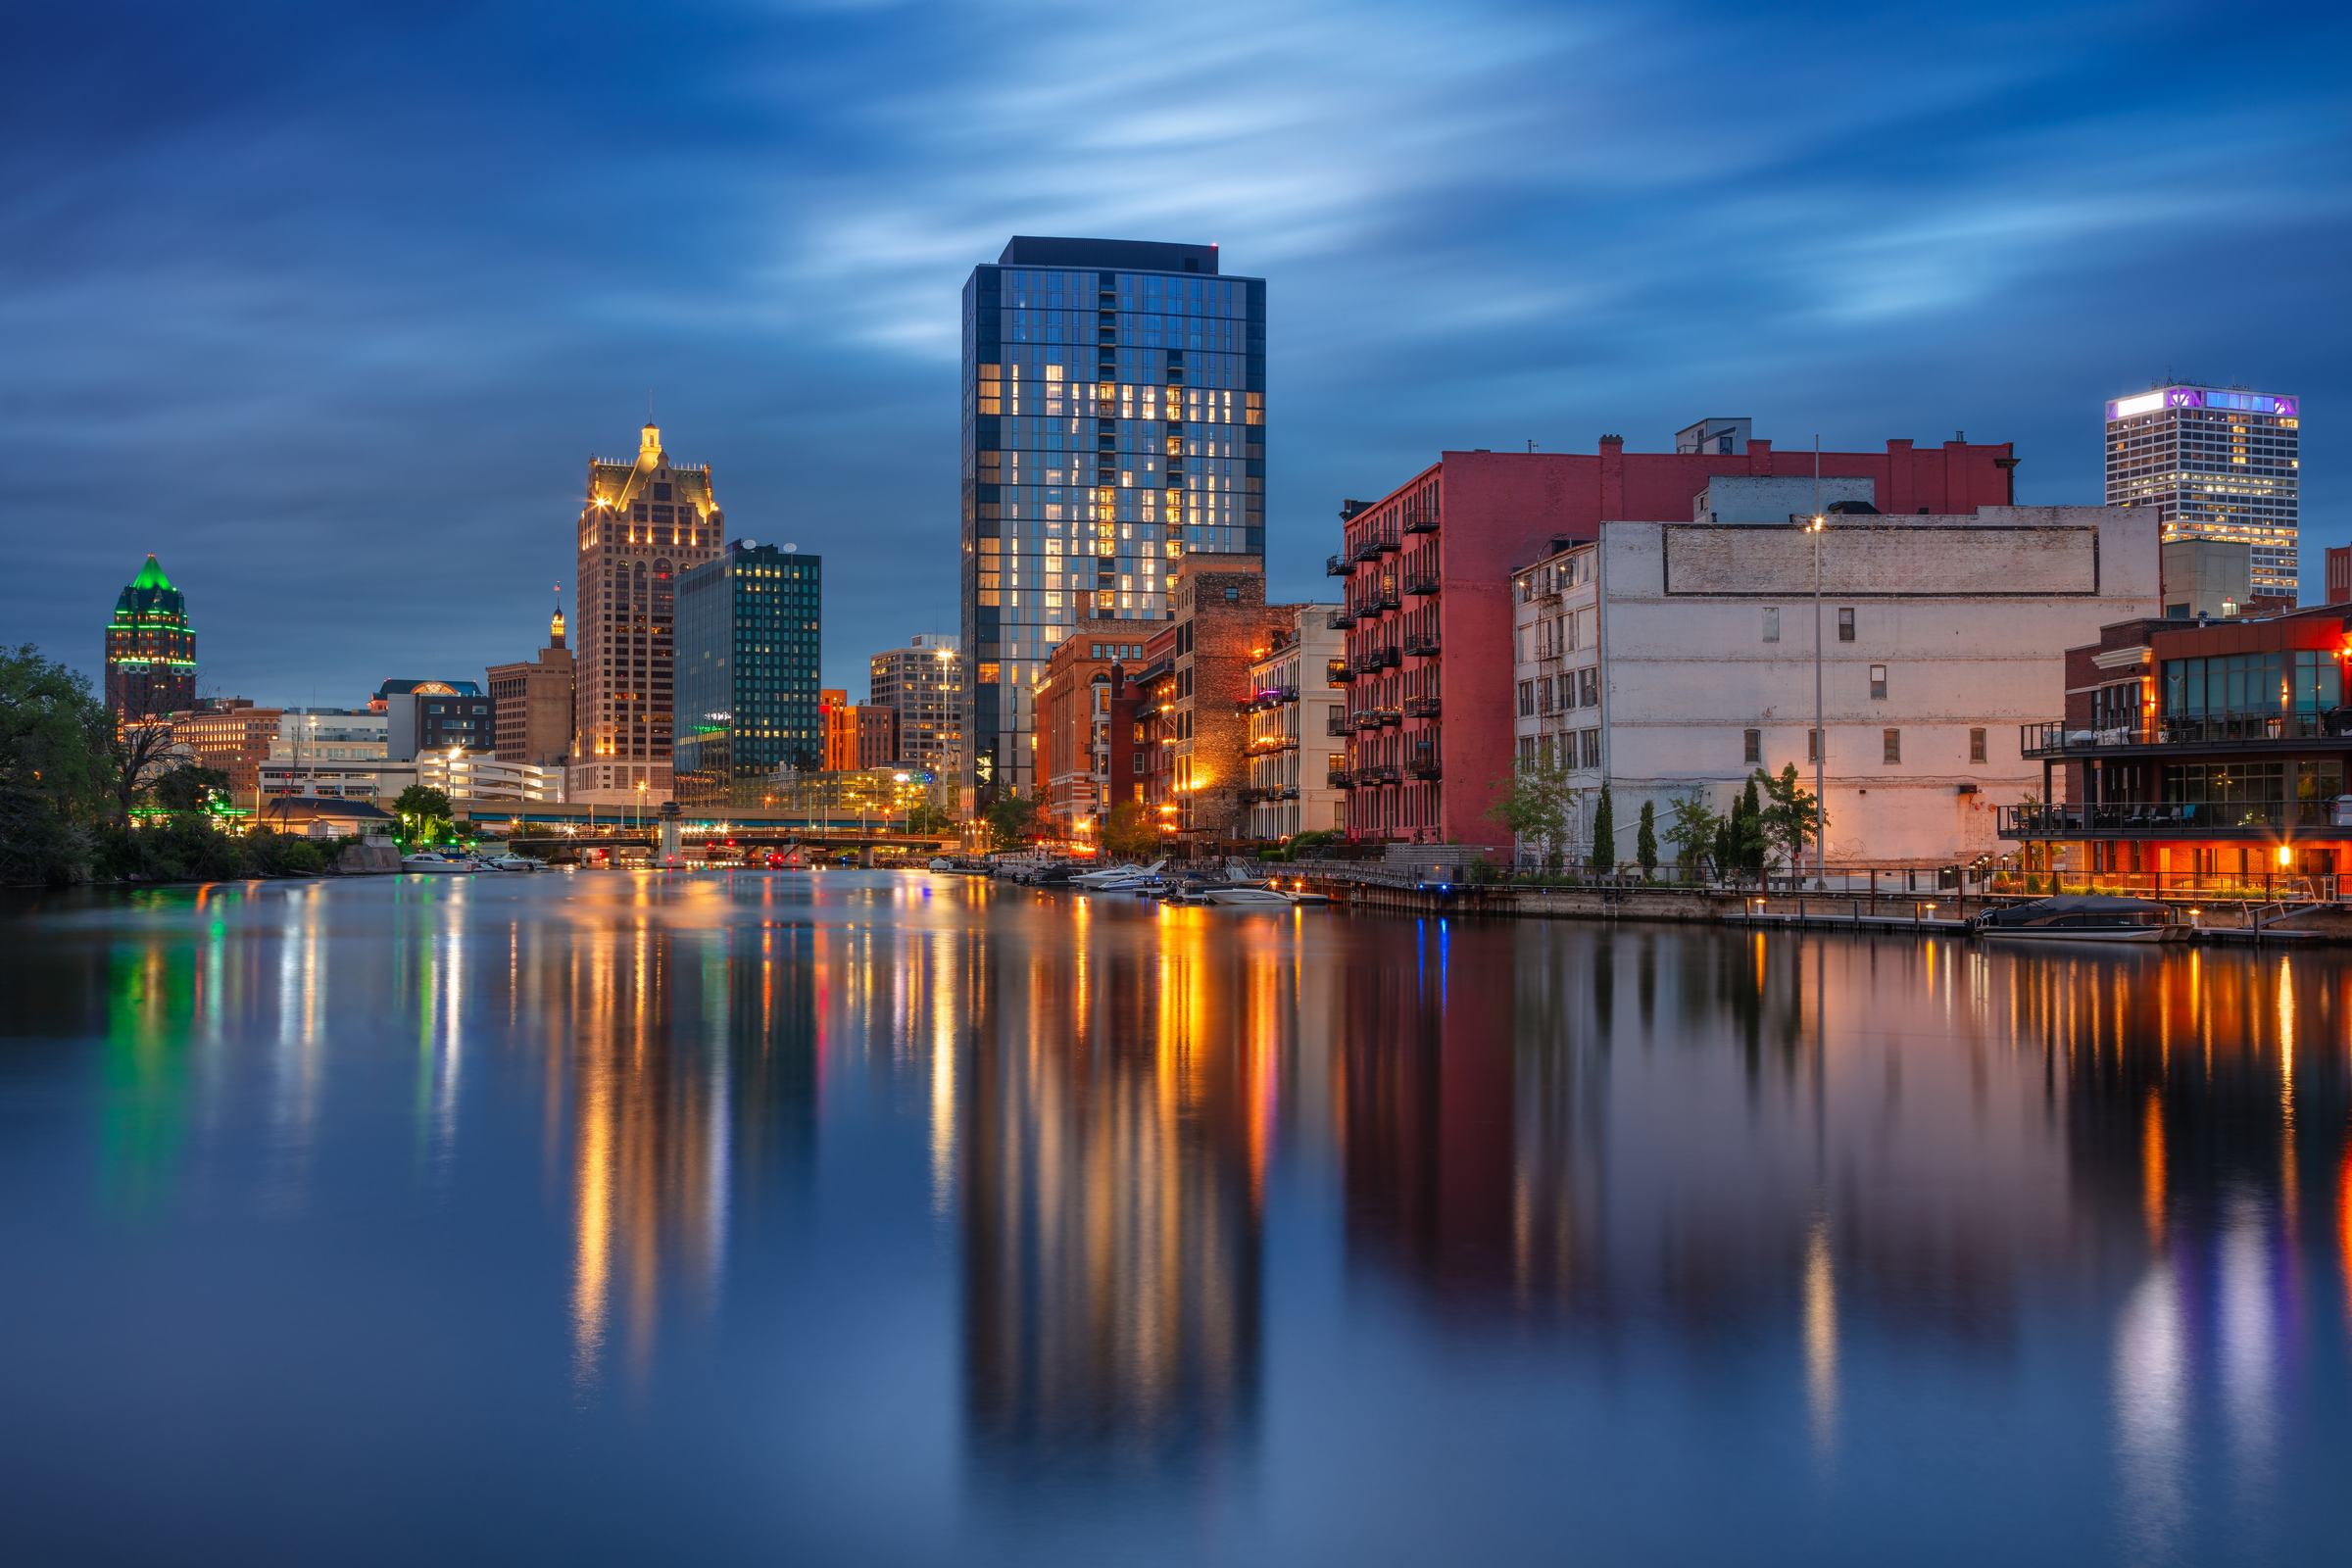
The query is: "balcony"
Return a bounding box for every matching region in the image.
[1325,554,1351,577]
[1998,800,2351,839]
[2020,711,2352,759]
[1329,769,1355,790]
[1277,786,1299,801]
[1326,658,1353,687]
[1326,607,1356,630]
[1354,587,1400,614]
[1403,695,1443,719]
[1405,759,1443,782]
[1403,570,1441,596]
[1355,646,1400,674]
[1326,713,1354,737]
[1402,512,1439,534]
[1349,536,1387,564]
[1251,734,1299,752]
[1359,764,1400,786]
[1403,633,1441,658]
[1255,685,1298,706]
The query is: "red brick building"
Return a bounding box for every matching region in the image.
[1039,624,1157,842]
[172,700,284,808]
[1332,437,2023,847]
[822,690,899,770]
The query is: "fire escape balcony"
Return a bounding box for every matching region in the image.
[1349,535,1386,564]
[1325,658,1353,686]
[1405,755,1443,782]
[1328,768,1356,790]
[1402,632,1442,658]
[1325,554,1352,577]
[1354,646,1400,674]
[1402,513,1439,534]
[1403,695,1442,719]
[1355,586,1400,613]
[1402,569,1441,596]
[1326,607,1357,630]
[1326,713,1354,737]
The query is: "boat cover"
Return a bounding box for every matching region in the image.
[1979,895,2172,927]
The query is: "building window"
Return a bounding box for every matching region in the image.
[1581,729,1601,768]
[1537,678,1553,714]
[1762,607,1780,644]
[1517,680,1535,717]
[1743,728,1761,764]
[1838,608,1855,642]
[1883,728,1901,763]
[1518,736,1537,767]
[1970,727,1986,763]
[1869,664,1887,700]
[1808,728,1821,763]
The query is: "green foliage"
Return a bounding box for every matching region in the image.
[152,764,231,813]
[1755,764,1827,872]
[1662,796,1719,876]
[1485,757,1580,864]
[985,788,1042,851]
[1102,799,1157,858]
[1586,781,1616,872]
[1712,782,1767,878]
[1635,799,1658,878]
[905,802,958,837]
[0,643,116,883]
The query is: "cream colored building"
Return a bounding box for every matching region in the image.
[1509,504,2161,866]
[1244,606,1348,840]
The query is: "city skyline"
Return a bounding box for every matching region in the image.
[9,1,2346,712]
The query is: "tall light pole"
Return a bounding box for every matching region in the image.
[1809,512,1826,890]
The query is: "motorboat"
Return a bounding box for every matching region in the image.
[401,851,474,874]
[1202,884,1299,906]
[1971,895,2189,943]
[1074,858,1166,891]
[476,853,543,872]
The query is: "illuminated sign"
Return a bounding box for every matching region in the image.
[2107,387,2298,421]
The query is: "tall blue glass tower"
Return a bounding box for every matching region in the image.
[960,237,1266,798]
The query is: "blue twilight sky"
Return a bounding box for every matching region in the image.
[5,0,2345,708]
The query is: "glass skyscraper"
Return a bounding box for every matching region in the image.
[961,237,1265,797]
[673,542,824,808]
[2105,384,2301,600]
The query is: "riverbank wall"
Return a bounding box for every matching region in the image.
[1290,868,2352,945]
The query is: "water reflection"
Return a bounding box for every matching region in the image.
[961,906,1266,1488]
[2,880,2349,1565]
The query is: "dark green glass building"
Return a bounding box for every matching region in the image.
[674,543,823,807]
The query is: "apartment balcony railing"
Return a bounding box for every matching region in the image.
[1402,512,1439,534]
[1349,535,1389,564]
[1329,768,1355,790]
[1251,734,1299,752]
[1402,695,1443,719]
[1358,764,1401,786]
[1402,570,1442,596]
[1325,554,1351,577]
[1352,708,1401,731]
[1326,658,1354,686]
[1257,685,1298,705]
[1353,587,1400,614]
[1276,786,1299,801]
[1326,713,1355,737]
[1405,758,1443,782]
[1998,800,2352,839]
[2020,710,2352,758]
[1326,607,1357,630]
[1402,633,1441,658]
[1355,646,1400,674]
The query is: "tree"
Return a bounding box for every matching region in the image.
[1663,795,1719,879]
[1102,800,1157,858]
[152,763,230,814]
[1586,780,1616,872]
[1484,755,1580,868]
[1711,782,1766,883]
[0,643,111,883]
[1635,799,1658,879]
[393,784,454,845]
[1755,764,1826,875]
[985,788,1041,852]
[905,802,957,837]
[108,713,188,826]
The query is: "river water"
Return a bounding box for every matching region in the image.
[1,871,2346,1565]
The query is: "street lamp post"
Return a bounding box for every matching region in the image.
[1808,512,1826,891]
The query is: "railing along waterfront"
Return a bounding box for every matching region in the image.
[2021,710,2352,756]
[1999,800,2352,836]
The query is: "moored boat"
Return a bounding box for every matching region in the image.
[1971,895,2189,943]
[401,851,475,874]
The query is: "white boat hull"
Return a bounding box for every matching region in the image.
[1977,925,2186,944]
[1202,889,1297,906]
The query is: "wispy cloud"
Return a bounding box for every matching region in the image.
[0,0,2343,704]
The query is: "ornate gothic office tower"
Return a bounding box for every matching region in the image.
[104,555,196,716]
[570,423,725,805]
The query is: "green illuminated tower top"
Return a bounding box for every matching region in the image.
[106,555,196,716]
